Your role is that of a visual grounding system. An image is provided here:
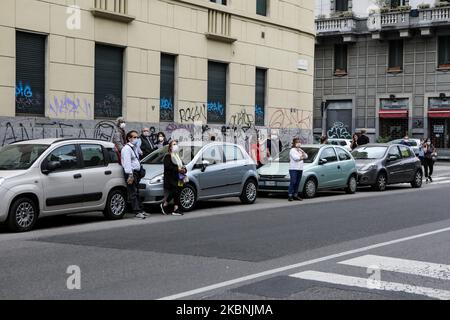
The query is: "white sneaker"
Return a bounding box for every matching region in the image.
[160,203,168,215]
[135,213,146,219]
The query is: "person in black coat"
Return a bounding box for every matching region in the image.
[357,129,370,146]
[140,127,156,159]
[161,140,186,216]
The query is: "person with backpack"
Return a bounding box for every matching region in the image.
[121,130,149,219]
[423,138,437,183]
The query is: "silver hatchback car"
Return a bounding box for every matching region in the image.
[0,139,127,232]
[140,142,258,211]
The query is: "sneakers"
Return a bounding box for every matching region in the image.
[172,209,184,216]
[293,196,303,201]
[135,212,146,219]
[288,197,293,202]
[426,178,429,184]
[429,176,433,183]
[160,203,168,215]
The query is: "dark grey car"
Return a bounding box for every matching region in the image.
[352,144,423,191]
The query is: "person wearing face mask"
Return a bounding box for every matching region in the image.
[423,138,436,183]
[140,127,156,158]
[161,140,187,216]
[156,132,169,150]
[121,131,149,219]
[288,138,308,202]
[113,117,127,152]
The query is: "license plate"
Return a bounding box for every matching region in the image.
[265,181,276,186]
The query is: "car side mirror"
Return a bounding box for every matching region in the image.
[201,160,210,172]
[42,161,61,174]
[388,155,398,162]
[319,158,328,165]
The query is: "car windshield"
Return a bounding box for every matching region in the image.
[352,146,387,159]
[141,145,202,165]
[390,139,418,147]
[274,147,319,164]
[0,144,49,170]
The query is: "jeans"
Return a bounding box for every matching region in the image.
[125,171,142,213]
[288,170,303,197]
[424,158,434,178]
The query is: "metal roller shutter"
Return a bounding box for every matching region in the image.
[16,32,46,115]
[160,54,175,122]
[95,44,123,119]
[207,61,227,124]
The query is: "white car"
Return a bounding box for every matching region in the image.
[328,139,352,152]
[0,139,127,232]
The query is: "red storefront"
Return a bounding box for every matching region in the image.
[379,98,409,140]
[428,97,450,149]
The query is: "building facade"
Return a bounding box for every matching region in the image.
[314,0,450,153]
[0,0,315,147]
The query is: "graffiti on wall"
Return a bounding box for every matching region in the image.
[49,96,93,118]
[327,122,352,139]
[255,105,264,126]
[207,102,225,123]
[15,82,42,113]
[269,108,312,130]
[95,94,122,119]
[160,97,174,122]
[179,105,207,123]
[229,109,254,130]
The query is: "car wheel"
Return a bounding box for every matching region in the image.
[240,179,258,204]
[346,175,357,194]
[103,189,126,220]
[303,178,317,199]
[180,184,197,212]
[7,197,38,232]
[411,170,423,188]
[372,172,387,192]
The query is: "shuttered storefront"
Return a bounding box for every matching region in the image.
[160,54,175,122]
[255,68,266,126]
[95,44,123,119]
[16,32,46,115]
[207,61,227,124]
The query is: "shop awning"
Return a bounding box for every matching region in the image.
[428,110,450,118]
[379,110,408,118]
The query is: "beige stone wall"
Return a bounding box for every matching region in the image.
[0,0,315,129]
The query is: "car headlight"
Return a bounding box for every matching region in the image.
[149,174,164,185]
[360,164,377,171]
[0,178,4,186]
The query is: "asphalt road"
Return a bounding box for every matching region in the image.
[1,163,450,300]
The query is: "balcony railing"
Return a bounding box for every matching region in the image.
[315,17,356,34]
[205,9,236,43]
[419,6,450,24]
[91,0,135,23]
[380,11,410,28]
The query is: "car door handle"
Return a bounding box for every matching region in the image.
[105,171,112,175]
[337,166,341,169]
[74,174,82,179]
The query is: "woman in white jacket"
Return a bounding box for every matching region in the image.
[288,138,308,201]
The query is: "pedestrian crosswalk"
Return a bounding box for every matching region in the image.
[289,255,450,300]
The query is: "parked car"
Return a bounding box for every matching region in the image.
[140,142,258,212]
[0,139,128,232]
[328,138,352,151]
[352,143,423,191]
[258,145,358,198]
[388,138,421,157]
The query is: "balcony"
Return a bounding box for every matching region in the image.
[205,9,237,43]
[315,16,358,42]
[417,6,450,35]
[91,0,135,23]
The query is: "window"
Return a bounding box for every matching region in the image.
[201,146,223,165]
[16,32,46,116]
[334,44,347,75]
[224,145,244,162]
[160,54,176,122]
[106,147,119,164]
[0,144,49,170]
[255,68,266,126]
[389,40,403,72]
[399,145,413,158]
[390,0,406,8]
[257,0,268,16]
[337,148,352,161]
[438,36,450,68]
[81,144,105,168]
[335,0,348,12]
[208,61,227,123]
[46,145,79,171]
[95,44,123,119]
[388,146,401,160]
[321,147,338,163]
[210,0,227,5]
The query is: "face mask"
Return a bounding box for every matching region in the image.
[143,132,150,137]
[172,145,179,153]
[296,143,301,148]
[159,137,164,142]
[120,123,126,129]
[131,139,139,146]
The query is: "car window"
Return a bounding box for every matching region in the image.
[0,144,49,170]
[337,148,352,161]
[106,147,119,164]
[201,146,223,165]
[399,146,413,158]
[321,147,338,163]
[352,146,387,159]
[224,145,244,162]
[275,147,319,164]
[81,144,105,168]
[46,145,78,171]
[142,146,201,165]
[388,146,401,160]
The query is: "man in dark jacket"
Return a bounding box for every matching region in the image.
[357,129,370,146]
[140,127,156,159]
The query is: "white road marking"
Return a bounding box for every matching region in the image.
[290,270,450,300]
[157,226,450,300]
[339,255,450,280]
